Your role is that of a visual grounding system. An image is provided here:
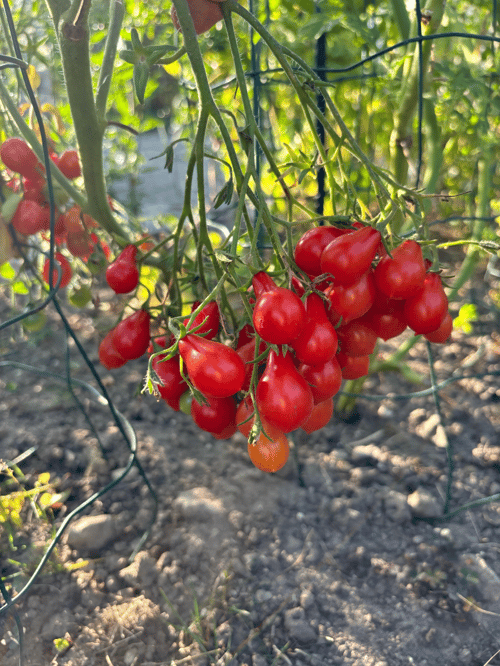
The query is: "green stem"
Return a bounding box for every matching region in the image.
[390,0,411,40]
[95,0,125,122]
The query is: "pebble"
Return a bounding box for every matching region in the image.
[66,514,117,554]
[407,488,442,518]
[283,607,317,644]
[382,489,412,523]
[119,550,158,588]
[173,487,227,521]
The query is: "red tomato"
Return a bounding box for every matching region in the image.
[11,199,47,235]
[98,330,128,369]
[424,311,453,343]
[320,226,381,286]
[66,230,94,259]
[363,295,407,341]
[374,240,426,300]
[184,300,220,339]
[336,318,378,357]
[211,423,238,440]
[0,137,41,178]
[403,273,448,334]
[111,310,151,360]
[171,0,223,35]
[290,292,338,365]
[236,338,267,392]
[42,252,72,288]
[152,352,187,411]
[236,323,255,348]
[256,349,313,433]
[57,150,81,179]
[336,353,370,380]
[191,394,237,434]
[178,334,245,398]
[323,270,376,325]
[252,272,306,345]
[298,356,342,404]
[247,431,290,473]
[301,397,334,434]
[294,226,346,277]
[236,396,284,441]
[106,245,140,294]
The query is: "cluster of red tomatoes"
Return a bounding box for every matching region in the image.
[0,136,109,287]
[98,223,451,475]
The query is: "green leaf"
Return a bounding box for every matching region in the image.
[453,303,478,334]
[213,177,233,209]
[0,262,16,279]
[130,28,143,53]
[133,62,149,104]
[119,49,137,65]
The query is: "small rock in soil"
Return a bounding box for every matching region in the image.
[407,488,442,518]
[66,514,117,554]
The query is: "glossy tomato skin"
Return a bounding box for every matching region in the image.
[247,431,290,473]
[424,311,453,343]
[184,300,220,339]
[374,240,426,300]
[294,226,346,277]
[336,353,370,380]
[323,270,376,325]
[236,338,267,392]
[191,394,237,434]
[252,272,306,345]
[111,310,151,360]
[290,293,338,365]
[178,334,245,398]
[336,317,378,357]
[42,252,72,288]
[403,273,448,334]
[106,245,139,294]
[363,296,407,341]
[301,397,334,434]
[11,199,46,235]
[298,356,342,404]
[256,350,314,433]
[98,330,127,369]
[152,353,187,411]
[320,226,381,286]
[236,396,285,441]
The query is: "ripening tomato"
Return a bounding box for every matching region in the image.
[290,293,338,365]
[106,245,140,294]
[252,271,306,345]
[178,334,245,398]
[403,273,449,334]
[424,311,453,344]
[294,226,346,277]
[42,252,72,288]
[256,350,313,433]
[57,150,81,179]
[323,270,376,325]
[111,310,151,360]
[374,240,426,300]
[336,353,370,380]
[301,397,334,434]
[171,0,223,35]
[11,199,47,235]
[98,330,128,369]
[336,318,378,357]
[191,393,237,434]
[247,431,290,473]
[0,137,41,178]
[152,352,187,411]
[298,356,342,404]
[184,300,220,339]
[320,225,381,285]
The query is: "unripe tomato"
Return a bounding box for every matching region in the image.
[252,271,306,345]
[247,431,290,473]
[178,334,245,398]
[320,226,381,286]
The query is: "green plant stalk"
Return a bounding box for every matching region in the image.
[95,0,125,122]
[447,149,493,301]
[335,376,366,420]
[390,0,446,187]
[390,0,411,40]
[422,98,444,202]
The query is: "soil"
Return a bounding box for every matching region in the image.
[1,265,500,666]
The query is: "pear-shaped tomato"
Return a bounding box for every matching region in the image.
[290,292,338,365]
[252,271,306,345]
[111,310,151,360]
[403,273,448,334]
[374,240,426,300]
[106,245,139,294]
[320,226,381,286]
